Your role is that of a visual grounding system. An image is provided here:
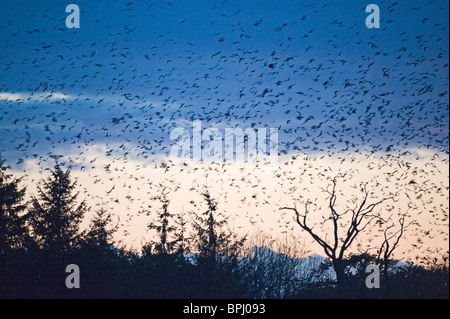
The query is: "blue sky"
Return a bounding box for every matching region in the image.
[0,0,448,255]
[1,0,448,167]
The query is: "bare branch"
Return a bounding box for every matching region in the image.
[280,206,334,259]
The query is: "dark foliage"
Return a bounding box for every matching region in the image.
[27,161,86,256]
[0,157,29,255]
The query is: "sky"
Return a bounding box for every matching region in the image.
[0,0,448,259]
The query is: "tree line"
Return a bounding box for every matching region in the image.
[0,156,448,298]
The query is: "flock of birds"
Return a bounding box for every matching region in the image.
[0,0,448,256]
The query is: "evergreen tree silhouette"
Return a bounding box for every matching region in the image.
[192,191,221,271]
[28,161,86,256]
[24,160,87,297]
[193,191,243,266]
[0,156,29,255]
[79,206,119,298]
[84,206,117,251]
[0,156,33,298]
[173,209,189,257]
[192,190,246,297]
[148,187,177,255]
[142,187,181,297]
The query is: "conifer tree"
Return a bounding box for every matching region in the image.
[192,191,245,271]
[0,156,28,255]
[148,188,176,255]
[84,206,117,251]
[28,161,86,256]
[173,209,189,257]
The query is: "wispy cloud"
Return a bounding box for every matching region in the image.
[0,92,74,103]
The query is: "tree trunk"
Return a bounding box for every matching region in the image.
[333,259,346,298]
[383,260,390,298]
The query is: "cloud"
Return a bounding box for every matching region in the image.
[0,92,74,103]
[0,92,26,102]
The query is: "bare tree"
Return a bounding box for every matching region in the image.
[281,174,395,296]
[374,212,413,295]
